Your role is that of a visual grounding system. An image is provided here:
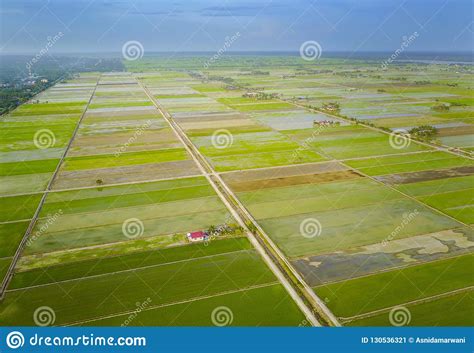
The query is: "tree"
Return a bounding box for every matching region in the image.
[431,104,450,112]
[208,225,216,235]
[409,125,438,141]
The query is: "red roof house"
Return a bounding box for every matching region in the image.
[187,231,208,242]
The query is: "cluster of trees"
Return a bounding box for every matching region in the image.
[408,125,439,141]
[242,91,279,100]
[0,56,124,115]
[239,70,269,76]
[208,75,234,84]
[207,224,243,237]
[431,104,450,112]
[321,102,340,113]
[0,79,58,115]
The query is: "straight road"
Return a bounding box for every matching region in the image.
[137,78,333,327]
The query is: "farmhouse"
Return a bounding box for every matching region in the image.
[186,231,208,242]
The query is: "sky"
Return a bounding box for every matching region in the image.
[0,0,472,54]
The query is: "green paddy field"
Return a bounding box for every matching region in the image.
[1,57,472,327]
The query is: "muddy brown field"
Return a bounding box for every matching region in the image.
[376,165,474,185]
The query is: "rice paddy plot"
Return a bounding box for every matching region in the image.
[347,290,473,326]
[83,284,305,326]
[193,130,325,172]
[345,151,473,176]
[232,175,462,257]
[12,237,252,289]
[314,254,473,320]
[25,177,232,254]
[0,249,279,326]
[284,125,428,159]
[395,175,474,224]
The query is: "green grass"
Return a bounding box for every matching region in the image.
[238,178,375,204]
[88,101,152,109]
[63,148,188,170]
[259,198,460,257]
[193,130,325,171]
[284,125,428,159]
[12,237,252,289]
[246,183,402,219]
[46,176,208,202]
[396,175,474,197]
[314,254,474,318]
[418,190,473,224]
[211,149,324,172]
[42,182,216,216]
[238,177,461,257]
[0,194,42,222]
[346,151,473,176]
[348,290,473,326]
[0,159,59,176]
[230,102,295,111]
[395,175,474,224]
[0,175,66,199]
[11,102,87,116]
[156,94,206,99]
[1,120,79,151]
[217,97,281,105]
[0,250,276,325]
[190,84,226,92]
[84,284,305,326]
[0,257,11,283]
[0,221,29,257]
[26,208,230,254]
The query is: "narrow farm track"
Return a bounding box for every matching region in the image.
[0,76,101,300]
[137,78,329,327]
